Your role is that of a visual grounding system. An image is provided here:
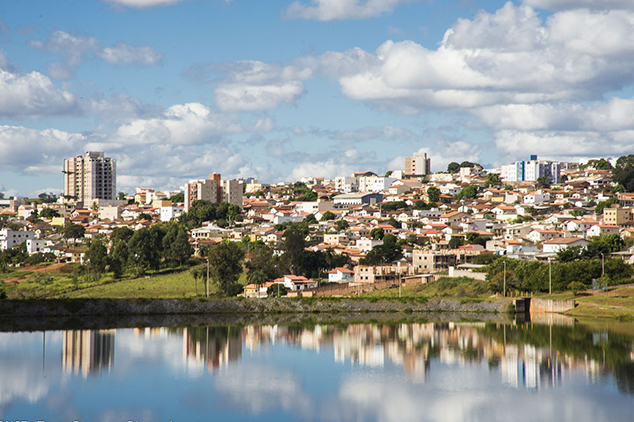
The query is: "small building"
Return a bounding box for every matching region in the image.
[328,267,354,283]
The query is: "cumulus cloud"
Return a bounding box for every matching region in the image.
[284,0,423,21]
[28,31,162,78]
[112,102,242,145]
[0,125,85,174]
[523,0,634,11]
[214,61,311,112]
[313,4,634,113]
[288,149,379,181]
[97,43,163,65]
[0,69,77,118]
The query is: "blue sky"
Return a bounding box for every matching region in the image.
[1,0,633,196]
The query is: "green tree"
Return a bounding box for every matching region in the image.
[208,241,245,295]
[370,227,385,240]
[247,269,269,297]
[40,208,60,219]
[595,198,619,215]
[536,176,551,189]
[456,185,478,200]
[611,155,634,191]
[267,283,288,297]
[169,192,184,202]
[118,191,128,201]
[85,239,108,281]
[447,162,460,173]
[414,200,429,210]
[321,211,336,221]
[336,220,349,232]
[427,187,441,203]
[485,173,501,187]
[109,257,124,280]
[281,225,306,274]
[190,265,206,296]
[111,226,134,245]
[128,228,160,276]
[359,234,402,265]
[63,223,86,243]
[303,214,318,225]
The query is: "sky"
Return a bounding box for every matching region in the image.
[1,0,634,197]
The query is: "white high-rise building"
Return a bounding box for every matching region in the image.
[63,151,116,205]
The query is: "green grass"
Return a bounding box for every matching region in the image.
[59,270,218,299]
[566,286,634,320]
[360,277,492,301]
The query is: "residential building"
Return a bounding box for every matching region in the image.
[358,176,396,193]
[412,250,457,272]
[328,267,354,283]
[275,275,318,291]
[542,237,589,254]
[404,152,431,178]
[0,229,36,250]
[333,193,383,209]
[184,173,243,212]
[63,151,116,205]
[603,206,631,226]
[501,155,561,184]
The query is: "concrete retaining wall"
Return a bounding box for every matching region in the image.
[529,298,576,314]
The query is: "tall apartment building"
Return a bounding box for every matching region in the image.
[184,173,243,211]
[64,151,116,205]
[501,155,561,184]
[404,152,431,178]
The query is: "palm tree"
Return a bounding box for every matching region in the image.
[247,269,268,298]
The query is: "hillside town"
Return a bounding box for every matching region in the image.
[2,151,634,298]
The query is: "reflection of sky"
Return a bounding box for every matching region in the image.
[0,325,633,422]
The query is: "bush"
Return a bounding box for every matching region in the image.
[0,289,6,300]
[226,282,244,297]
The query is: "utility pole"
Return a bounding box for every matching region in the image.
[503,260,506,297]
[548,257,552,295]
[601,253,605,276]
[206,258,210,298]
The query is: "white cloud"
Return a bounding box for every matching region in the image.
[29,31,163,77]
[214,61,310,112]
[412,141,482,173]
[288,149,377,180]
[310,4,634,113]
[113,102,242,145]
[523,0,634,11]
[0,125,85,174]
[97,43,163,65]
[0,69,77,118]
[284,0,423,21]
[495,130,634,162]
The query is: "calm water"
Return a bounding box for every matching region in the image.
[1,319,633,422]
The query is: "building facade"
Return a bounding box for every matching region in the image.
[501,155,561,184]
[404,152,431,178]
[64,151,116,205]
[184,173,243,211]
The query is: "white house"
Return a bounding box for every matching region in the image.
[542,237,589,254]
[356,237,383,252]
[26,238,49,255]
[524,191,551,204]
[328,267,354,283]
[276,275,318,291]
[587,224,620,238]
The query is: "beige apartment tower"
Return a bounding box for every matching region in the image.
[64,151,116,205]
[404,152,431,178]
[184,173,243,212]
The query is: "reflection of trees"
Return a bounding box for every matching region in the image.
[615,362,634,395]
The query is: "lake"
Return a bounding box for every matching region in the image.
[0,315,633,422]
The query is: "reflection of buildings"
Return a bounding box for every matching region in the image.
[184,327,242,373]
[62,330,115,378]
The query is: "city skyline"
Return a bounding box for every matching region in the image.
[2,0,634,197]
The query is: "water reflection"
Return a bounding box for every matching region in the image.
[1,319,633,421]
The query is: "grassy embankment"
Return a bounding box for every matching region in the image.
[0,263,233,300]
[565,286,634,320]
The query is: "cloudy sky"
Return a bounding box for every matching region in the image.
[1,0,633,196]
